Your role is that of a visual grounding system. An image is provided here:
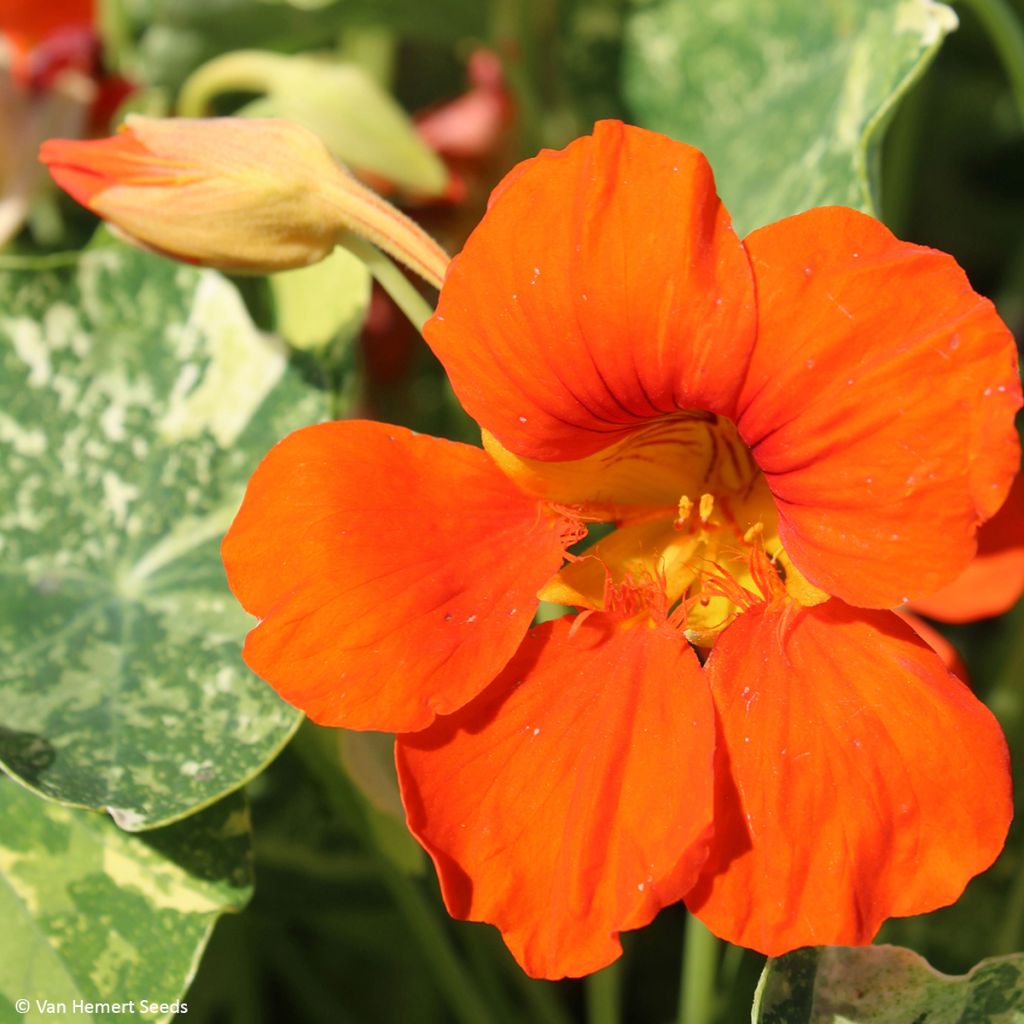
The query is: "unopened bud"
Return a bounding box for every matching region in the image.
[40,115,449,285]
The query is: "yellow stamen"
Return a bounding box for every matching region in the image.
[743,521,764,543]
[675,494,693,527]
[698,492,715,523]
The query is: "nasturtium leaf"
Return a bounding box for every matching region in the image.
[622,0,957,234]
[753,945,1024,1023]
[0,246,329,830]
[0,778,251,1024]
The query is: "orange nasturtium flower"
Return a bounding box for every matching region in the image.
[221,122,1021,978]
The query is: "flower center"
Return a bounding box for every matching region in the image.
[485,412,826,646]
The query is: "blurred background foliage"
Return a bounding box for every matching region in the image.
[1,0,1023,1021]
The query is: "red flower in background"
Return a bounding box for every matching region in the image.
[2,0,94,86]
[222,122,1020,977]
[1,0,131,245]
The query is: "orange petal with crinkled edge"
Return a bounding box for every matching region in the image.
[222,421,571,733]
[686,599,1011,955]
[911,473,1024,623]
[397,614,715,979]
[737,207,1021,610]
[425,120,756,461]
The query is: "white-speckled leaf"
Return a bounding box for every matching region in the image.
[0,246,329,830]
[0,778,251,1024]
[753,945,1024,1023]
[623,0,957,234]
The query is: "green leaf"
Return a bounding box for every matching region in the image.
[622,0,958,234]
[269,245,372,353]
[0,246,329,830]
[0,778,251,1023]
[752,945,1024,1023]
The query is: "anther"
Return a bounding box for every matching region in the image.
[675,494,693,528]
[743,522,764,544]
[698,493,715,523]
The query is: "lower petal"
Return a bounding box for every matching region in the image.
[397,614,715,979]
[222,421,570,732]
[687,599,1010,955]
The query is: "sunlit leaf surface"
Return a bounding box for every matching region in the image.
[623,0,957,233]
[0,247,329,829]
[0,779,251,1023]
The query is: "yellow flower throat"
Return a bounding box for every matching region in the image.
[486,412,826,647]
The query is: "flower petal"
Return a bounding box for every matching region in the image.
[686,599,1011,955]
[896,611,968,684]
[222,421,570,732]
[911,472,1024,623]
[737,207,1022,608]
[397,614,715,979]
[425,120,756,461]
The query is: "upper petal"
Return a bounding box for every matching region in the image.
[686,599,1011,954]
[911,472,1024,623]
[425,120,757,461]
[397,614,715,979]
[737,207,1021,608]
[222,421,570,732]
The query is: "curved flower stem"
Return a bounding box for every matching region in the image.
[177,51,285,117]
[339,233,438,335]
[585,961,622,1024]
[678,914,719,1024]
[955,0,1024,130]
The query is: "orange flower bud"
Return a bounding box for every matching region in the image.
[40,115,449,285]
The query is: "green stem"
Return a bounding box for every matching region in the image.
[956,0,1024,130]
[716,941,745,1005]
[989,600,1024,954]
[96,0,132,76]
[292,728,501,1024]
[994,848,1024,954]
[585,961,622,1024]
[985,601,1024,733]
[375,862,501,1024]
[339,233,436,335]
[511,976,572,1024]
[678,915,719,1024]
